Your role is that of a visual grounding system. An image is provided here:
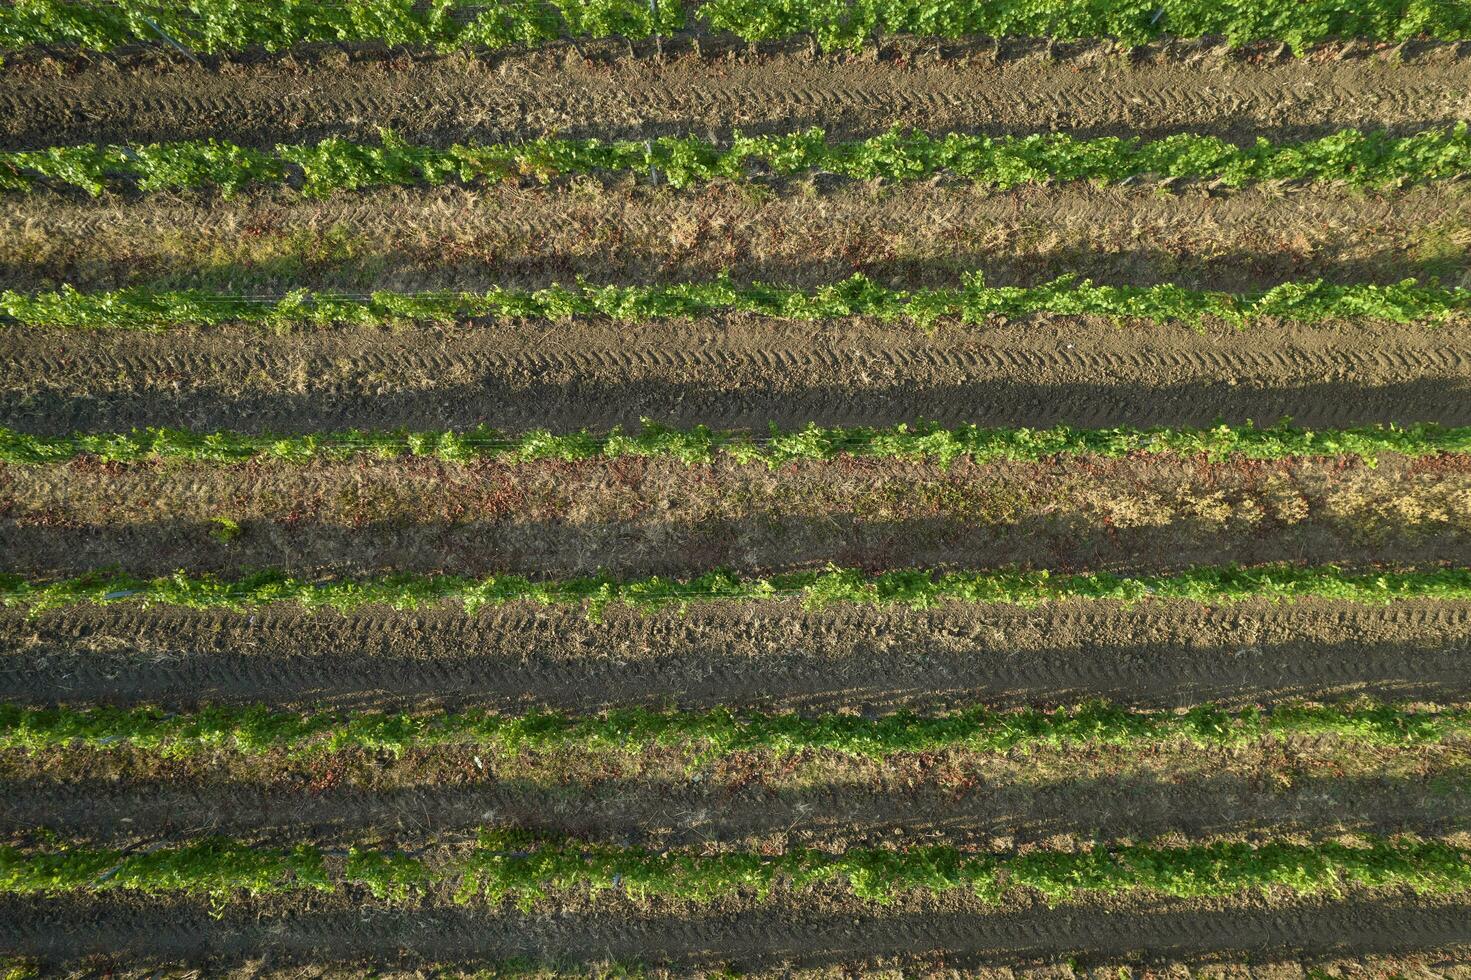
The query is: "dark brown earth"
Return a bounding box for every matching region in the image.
[4,747,1468,845]
[4,891,1471,970]
[4,454,1471,578]
[5,316,1470,435]
[6,601,1471,712]
[3,41,1468,150]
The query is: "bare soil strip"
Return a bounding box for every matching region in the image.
[4,182,1469,296]
[3,894,1470,969]
[5,602,1471,711]
[2,46,1468,151]
[4,761,1467,844]
[5,318,1469,435]
[5,455,1470,578]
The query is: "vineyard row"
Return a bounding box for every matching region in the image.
[1,0,1464,54]
[3,834,1468,906]
[4,701,1467,760]
[4,127,1469,197]
[5,565,1471,616]
[5,274,1468,330]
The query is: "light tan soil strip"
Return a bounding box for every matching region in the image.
[4,183,1469,295]
[4,455,1471,578]
[5,602,1471,712]
[3,44,1468,151]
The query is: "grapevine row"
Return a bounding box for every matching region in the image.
[4,275,1468,330]
[5,565,1471,617]
[4,127,1470,197]
[3,422,1467,467]
[1,0,1465,54]
[5,701,1467,759]
[3,834,1468,906]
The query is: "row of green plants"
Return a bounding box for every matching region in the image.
[3,701,1465,760]
[3,833,1468,907]
[1,421,1465,467]
[3,565,1470,617]
[4,274,1467,331]
[4,126,1469,197]
[1,0,1465,54]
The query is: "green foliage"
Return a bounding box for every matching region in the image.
[0,0,683,54]
[0,838,328,902]
[2,700,1465,760]
[3,836,1469,908]
[2,564,1470,618]
[2,421,1467,468]
[5,274,1470,331]
[0,0,1465,54]
[5,127,1471,198]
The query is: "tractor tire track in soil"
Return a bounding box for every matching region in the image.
[5,769,1469,845]
[4,320,1470,434]
[3,894,1470,968]
[7,455,1471,579]
[5,602,1471,712]
[6,183,1470,296]
[2,45,1469,150]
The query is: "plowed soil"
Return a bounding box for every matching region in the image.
[6,317,1470,435]
[4,892,1470,970]
[5,180,1470,295]
[3,44,1468,151]
[5,742,1468,844]
[5,455,1471,577]
[6,601,1471,712]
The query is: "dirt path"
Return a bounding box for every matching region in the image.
[5,318,1469,435]
[4,894,1469,969]
[3,45,1468,151]
[4,766,1466,845]
[5,602,1470,712]
[5,183,1469,297]
[6,455,1471,578]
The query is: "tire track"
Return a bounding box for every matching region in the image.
[4,321,1469,433]
[4,770,1467,844]
[5,603,1471,711]
[2,46,1468,149]
[7,454,1471,579]
[3,895,1470,968]
[8,181,1468,298]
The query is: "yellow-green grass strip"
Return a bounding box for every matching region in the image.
[2,833,1469,907]
[4,275,1469,331]
[4,565,1471,618]
[2,421,1467,467]
[4,701,1467,760]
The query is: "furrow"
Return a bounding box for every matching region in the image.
[2,896,1469,968]
[3,322,1468,434]
[2,770,1467,843]
[4,603,1470,711]
[2,53,1468,150]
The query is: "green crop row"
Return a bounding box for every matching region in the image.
[4,126,1470,197]
[3,565,1470,618]
[3,834,1468,908]
[3,701,1466,760]
[2,421,1466,467]
[1,0,1466,54]
[4,274,1468,331]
